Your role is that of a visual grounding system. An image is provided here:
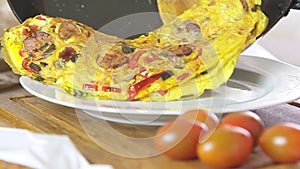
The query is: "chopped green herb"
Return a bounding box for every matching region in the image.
[251,4,261,12]
[35,76,45,82]
[40,62,48,67]
[71,54,80,62]
[122,43,135,54]
[54,60,66,68]
[200,70,208,75]
[180,94,195,99]
[73,89,88,97]
[161,70,174,81]
[43,44,56,57]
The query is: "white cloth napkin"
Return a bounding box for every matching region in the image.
[0,127,113,169]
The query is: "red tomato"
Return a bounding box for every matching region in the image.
[181,109,219,130]
[154,119,208,160]
[259,123,300,163]
[219,111,264,144]
[197,125,253,168]
[180,109,219,142]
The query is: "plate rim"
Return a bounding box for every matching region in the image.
[19,55,300,116]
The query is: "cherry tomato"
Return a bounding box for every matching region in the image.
[180,109,219,142]
[154,119,208,160]
[181,109,219,129]
[259,123,300,163]
[219,111,264,144]
[197,125,253,168]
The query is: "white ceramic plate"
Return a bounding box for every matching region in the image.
[20,55,300,125]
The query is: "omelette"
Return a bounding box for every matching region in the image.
[157,0,199,24]
[1,0,268,101]
[1,15,96,95]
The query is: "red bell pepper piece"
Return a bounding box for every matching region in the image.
[83,84,99,91]
[82,84,122,93]
[157,90,168,96]
[22,58,35,72]
[36,15,46,20]
[22,29,29,36]
[139,67,148,78]
[102,86,122,93]
[19,49,26,57]
[128,72,164,101]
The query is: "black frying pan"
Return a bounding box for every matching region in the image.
[6,0,300,37]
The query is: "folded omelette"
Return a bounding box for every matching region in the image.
[1,0,268,101]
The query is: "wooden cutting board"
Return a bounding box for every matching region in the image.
[0,59,19,90]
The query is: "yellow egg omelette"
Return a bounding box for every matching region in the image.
[1,0,268,101]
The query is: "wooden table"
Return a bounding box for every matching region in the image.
[0,67,300,169]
